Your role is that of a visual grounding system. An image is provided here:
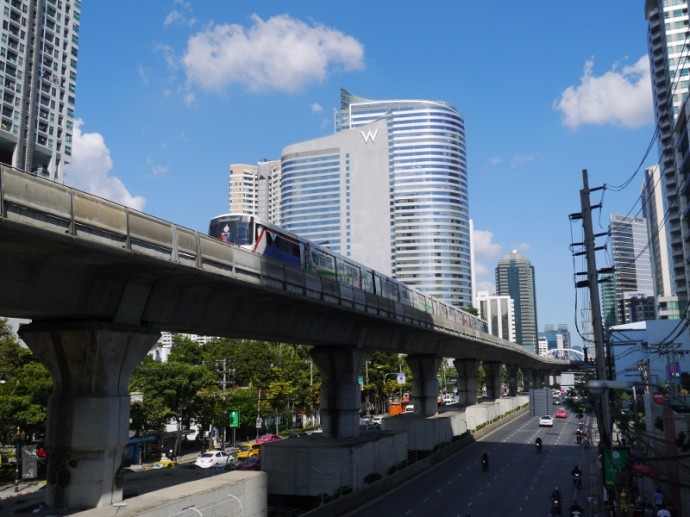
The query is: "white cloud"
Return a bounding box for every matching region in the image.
[64,119,146,211]
[164,10,183,27]
[181,14,365,94]
[473,228,503,295]
[311,102,324,113]
[553,56,653,129]
[488,156,502,166]
[510,153,536,168]
[146,156,169,178]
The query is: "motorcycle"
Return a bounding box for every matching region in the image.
[572,471,582,489]
[551,497,562,516]
[536,441,543,453]
[481,456,489,471]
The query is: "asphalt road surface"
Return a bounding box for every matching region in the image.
[349,411,597,517]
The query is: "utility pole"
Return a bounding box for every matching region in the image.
[571,169,612,447]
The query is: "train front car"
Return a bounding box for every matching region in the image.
[209,213,255,248]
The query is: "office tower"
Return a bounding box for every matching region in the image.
[0,0,80,182]
[228,160,281,222]
[476,291,515,342]
[541,324,571,351]
[280,89,473,308]
[608,214,656,325]
[640,164,680,319]
[495,251,538,353]
[645,1,690,305]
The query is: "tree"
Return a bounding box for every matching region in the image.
[129,358,215,454]
[0,318,51,443]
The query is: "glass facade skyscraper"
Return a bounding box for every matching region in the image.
[329,89,473,308]
[495,251,538,354]
[607,214,656,325]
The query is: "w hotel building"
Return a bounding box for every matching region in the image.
[231,89,473,309]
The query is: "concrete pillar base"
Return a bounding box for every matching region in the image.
[18,321,159,510]
[483,361,502,400]
[308,346,367,439]
[454,359,479,406]
[506,364,519,396]
[405,354,442,417]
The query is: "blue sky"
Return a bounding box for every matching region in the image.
[63,1,658,348]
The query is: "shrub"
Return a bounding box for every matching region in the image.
[364,472,382,484]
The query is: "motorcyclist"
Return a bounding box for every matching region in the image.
[481,451,489,470]
[551,486,563,515]
[551,486,561,500]
[571,465,582,488]
[568,500,584,517]
[535,436,543,452]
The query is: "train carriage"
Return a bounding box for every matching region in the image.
[209,213,487,332]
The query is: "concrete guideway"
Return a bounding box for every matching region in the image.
[0,164,569,512]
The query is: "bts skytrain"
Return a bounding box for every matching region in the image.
[209,213,487,333]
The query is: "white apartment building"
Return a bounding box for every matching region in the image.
[0,0,80,181]
[476,290,516,342]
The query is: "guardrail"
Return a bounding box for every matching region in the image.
[0,164,559,362]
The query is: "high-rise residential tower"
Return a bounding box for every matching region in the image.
[229,89,473,308]
[495,250,538,354]
[0,0,80,182]
[645,1,690,307]
[228,160,281,223]
[496,250,539,353]
[640,164,680,319]
[476,290,515,342]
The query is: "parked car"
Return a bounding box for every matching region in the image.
[256,433,281,444]
[402,404,415,413]
[193,450,231,469]
[359,416,375,426]
[237,442,261,460]
[443,396,456,405]
[538,415,554,427]
[555,407,568,418]
[237,456,261,471]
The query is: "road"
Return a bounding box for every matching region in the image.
[349,411,598,517]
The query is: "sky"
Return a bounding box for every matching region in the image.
[59,1,660,349]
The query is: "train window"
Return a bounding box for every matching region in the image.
[361,271,374,293]
[210,219,253,246]
[273,233,300,258]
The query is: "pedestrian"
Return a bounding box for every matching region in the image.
[654,487,664,509]
[656,505,671,517]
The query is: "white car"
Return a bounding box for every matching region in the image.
[538,415,554,427]
[194,450,232,469]
[443,396,456,405]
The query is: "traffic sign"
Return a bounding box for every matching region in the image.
[396,373,406,384]
[228,409,240,428]
[255,417,263,428]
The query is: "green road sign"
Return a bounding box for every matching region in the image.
[228,409,240,428]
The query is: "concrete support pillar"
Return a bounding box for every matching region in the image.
[523,369,532,392]
[18,321,160,511]
[453,359,479,406]
[483,361,503,400]
[308,346,367,439]
[506,364,519,396]
[405,354,442,417]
